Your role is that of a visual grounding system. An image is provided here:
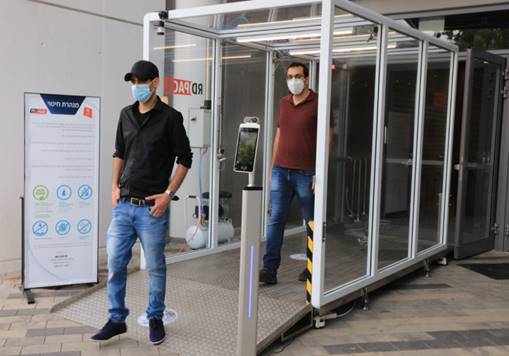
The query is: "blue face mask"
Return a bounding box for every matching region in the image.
[131,83,153,103]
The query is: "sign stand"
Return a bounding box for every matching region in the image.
[20,196,35,304]
[23,93,100,291]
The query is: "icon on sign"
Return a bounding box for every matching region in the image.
[57,185,72,200]
[83,107,93,119]
[77,219,92,235]
[33,185,49,201]
[32,221,48,238]
[78,185,93,200]
[55,220,71,236]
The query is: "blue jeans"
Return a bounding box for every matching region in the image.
[107,200,168,323]
[263,166,315,275]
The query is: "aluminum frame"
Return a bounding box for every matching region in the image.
[142,0,458,309]
[454,49,505,258]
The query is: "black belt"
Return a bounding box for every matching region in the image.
[123,197,154,207]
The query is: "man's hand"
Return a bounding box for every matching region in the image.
[145,193,171,217]
[112,186,121,207]
[312,176,316,193]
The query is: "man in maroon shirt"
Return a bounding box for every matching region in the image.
[260,62,333,285]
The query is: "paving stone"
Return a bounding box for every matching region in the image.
[44,334,83,345]
[60,341,101,352]
[63,326,97,335]
[4,336,44,347]
[389,340,431,351]
[0,310,17,318]
[9,321,47,331]
[323,343,365,354]
[397,283,452,290]
[356,342,398,352]
[20,342,62,354]
[46,321,82,329]
[0,345,22,355]
[26,328,64,337]
[16,309,51,316]
[0,329,26,339]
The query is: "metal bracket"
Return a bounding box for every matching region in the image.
[492,223,500,235]
[19,286,35,304]
[313,316,326,329]
[361,288,369,311]
[437,257,448,266]
[424,259,431,278]
[502,68,509,99]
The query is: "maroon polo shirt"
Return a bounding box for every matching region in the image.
[274,90,332,172]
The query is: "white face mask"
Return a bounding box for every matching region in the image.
[287,78,305,95]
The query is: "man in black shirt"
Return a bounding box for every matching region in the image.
[90,60,192,345]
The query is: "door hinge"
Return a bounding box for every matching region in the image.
[492,223,500,235]
[323,222,327,242]
[505,224,509,237]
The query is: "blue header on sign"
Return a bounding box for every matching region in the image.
[41,94,86,115]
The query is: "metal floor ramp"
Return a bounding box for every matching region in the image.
[53,237,311,356]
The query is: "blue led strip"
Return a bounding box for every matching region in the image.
[248,244,255,320]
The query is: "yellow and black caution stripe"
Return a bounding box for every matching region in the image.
[305,220,314,304]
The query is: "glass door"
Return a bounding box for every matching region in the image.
[454,49,506,259]
[148,24,216,259]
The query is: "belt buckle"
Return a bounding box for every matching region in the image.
[129,197,144,206]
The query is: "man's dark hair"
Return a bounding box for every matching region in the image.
[288,62,309,77]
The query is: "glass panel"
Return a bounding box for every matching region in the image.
[150,25,214,257]
[324,7,380,292]
[462,58,499,243]
[417,46,451,252]
[181,4,323,32]
[218,43,267,246]
[378,32,420,269]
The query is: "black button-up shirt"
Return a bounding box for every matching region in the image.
[113,97,192,198]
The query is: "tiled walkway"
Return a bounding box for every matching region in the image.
[2,250,509,355]
[263,250,509,355]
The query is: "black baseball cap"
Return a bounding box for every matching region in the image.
[124,60,159,82]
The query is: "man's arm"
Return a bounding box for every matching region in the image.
[111,157,124,207]
[271,128,280,171]
[112,114,125,207]
[168,164,189,196]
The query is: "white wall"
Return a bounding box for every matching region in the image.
[0,0,164,274]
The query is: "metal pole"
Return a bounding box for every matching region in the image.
[237,185,262,356]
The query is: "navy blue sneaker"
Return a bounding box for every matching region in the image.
[149,318,166,345]
[89,320,127,341]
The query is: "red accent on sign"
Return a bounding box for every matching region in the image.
[165,77,192,96]
[83,107,93,118]
[30,108,48,115]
